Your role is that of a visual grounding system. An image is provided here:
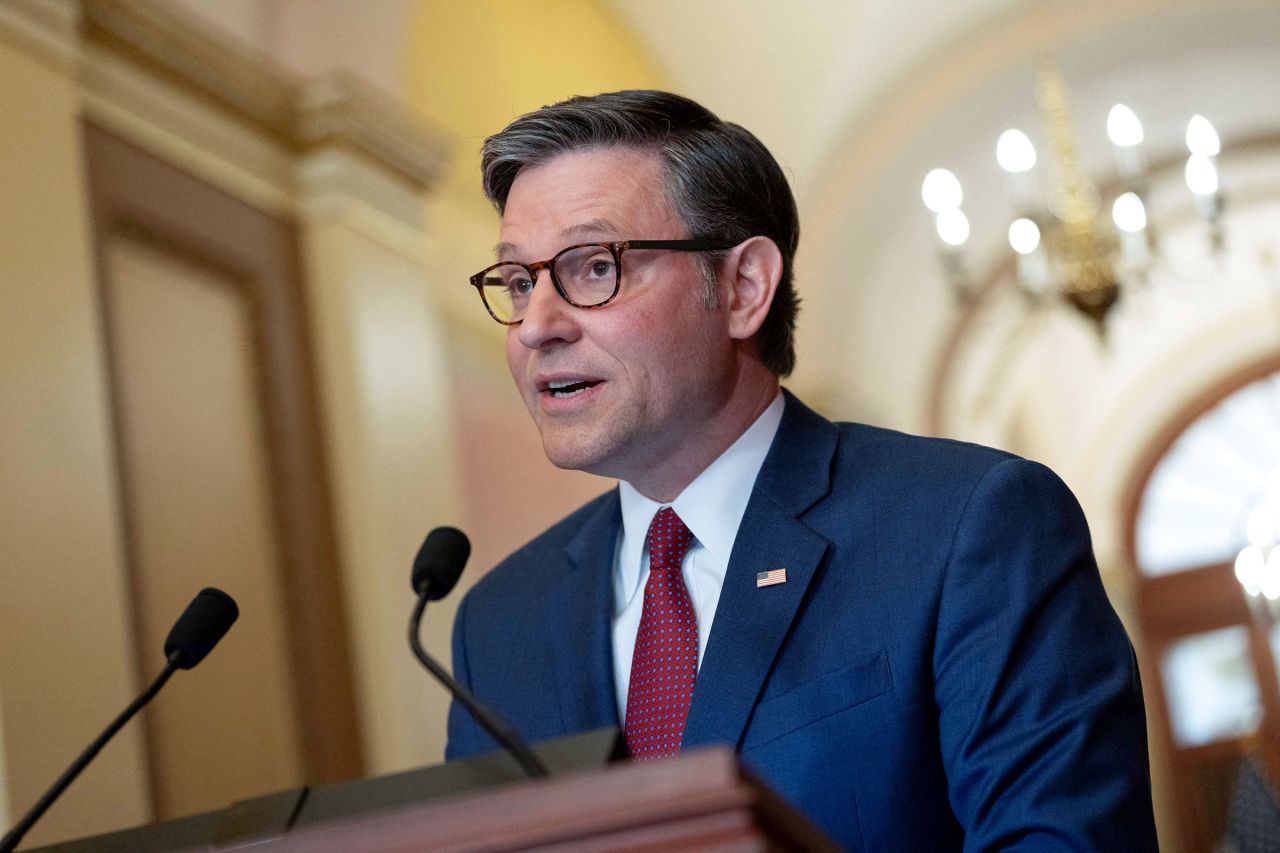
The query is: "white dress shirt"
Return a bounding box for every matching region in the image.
[612,391,785,718]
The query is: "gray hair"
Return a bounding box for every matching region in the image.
[480,90,800,377]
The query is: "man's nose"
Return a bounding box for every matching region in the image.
[515,269,579,348]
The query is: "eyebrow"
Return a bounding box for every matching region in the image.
[494,218,623,260]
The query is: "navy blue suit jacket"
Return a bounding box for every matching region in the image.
[447,392,1158,850]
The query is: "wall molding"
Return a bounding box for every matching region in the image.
[0,0,451,223]
[79,0,450,194]
[0,0,80,75]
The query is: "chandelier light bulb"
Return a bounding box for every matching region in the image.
[1106,104,1144,147]
[1186,115,1221,156]
[1112,192,1148,233]
[1008,218,1041,254]
[922,169,964,212]
[1264,548,1280,601]
[1246,505,1277,548]
[996,129,1037,173]
[1185,154,1219,196]
[936,209,970,247]
[1236,545,1264,596]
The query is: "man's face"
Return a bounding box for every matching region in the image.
[500,147,738,491]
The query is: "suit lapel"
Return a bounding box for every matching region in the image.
[544,491,621,734]
[683,391,838,750]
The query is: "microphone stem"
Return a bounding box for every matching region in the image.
[1,659,178,853]
[409,593,549,779]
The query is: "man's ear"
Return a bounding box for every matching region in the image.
[722,236,783,341]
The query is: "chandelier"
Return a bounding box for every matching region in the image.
[921,58,1227,335]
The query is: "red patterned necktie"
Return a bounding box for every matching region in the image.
[625,506,698,760]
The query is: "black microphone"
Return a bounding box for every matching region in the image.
[165,587,239,669]
[411,526,470,601]
[0,588,239,853]
[408,527,549,778]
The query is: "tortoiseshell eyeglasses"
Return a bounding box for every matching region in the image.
[468,239,734,326]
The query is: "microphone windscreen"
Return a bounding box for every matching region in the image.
[164,588,239,670]
[411,527,470,600]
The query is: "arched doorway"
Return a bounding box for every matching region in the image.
[1123,358,1280,850]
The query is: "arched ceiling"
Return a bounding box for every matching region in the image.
[605,0,1025,200]
[606,0,1280,202]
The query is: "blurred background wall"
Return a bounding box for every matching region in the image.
[2,1,1278,849]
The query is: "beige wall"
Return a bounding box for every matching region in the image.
[0,687,8,832]
[0,25,152,845]
[298,166,463,772]
[1,1,463,841]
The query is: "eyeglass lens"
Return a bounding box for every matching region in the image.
[478,244,619,323]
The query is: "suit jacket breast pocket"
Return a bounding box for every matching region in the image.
[742,649,892,750]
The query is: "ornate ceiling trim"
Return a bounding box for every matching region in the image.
[79,0,449,192]
[0,0,79,74]
[295,73,448,192]
[81,0,292,135]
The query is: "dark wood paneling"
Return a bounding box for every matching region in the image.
[1136,563,1250,638]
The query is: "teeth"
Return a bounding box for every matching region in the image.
[546,379,596,398]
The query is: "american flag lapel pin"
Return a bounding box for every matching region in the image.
[756,568,787,588]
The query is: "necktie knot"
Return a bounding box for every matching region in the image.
[646,506,694,574]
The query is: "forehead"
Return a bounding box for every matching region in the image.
[498,147,678,254]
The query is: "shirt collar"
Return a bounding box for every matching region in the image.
[616,391,785,598]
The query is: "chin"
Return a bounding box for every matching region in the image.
[539,429,623,477]
[534,410,640,478]
[540,434,600,473]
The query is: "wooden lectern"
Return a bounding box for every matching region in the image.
[254,747,837,852]
[26,743,837,851]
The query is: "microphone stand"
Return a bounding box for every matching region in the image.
[0,656,179,853]
[409,593,549,778]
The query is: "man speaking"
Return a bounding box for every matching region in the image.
[445,90,1158,850]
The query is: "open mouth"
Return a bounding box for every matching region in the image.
[545,379,602,398]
